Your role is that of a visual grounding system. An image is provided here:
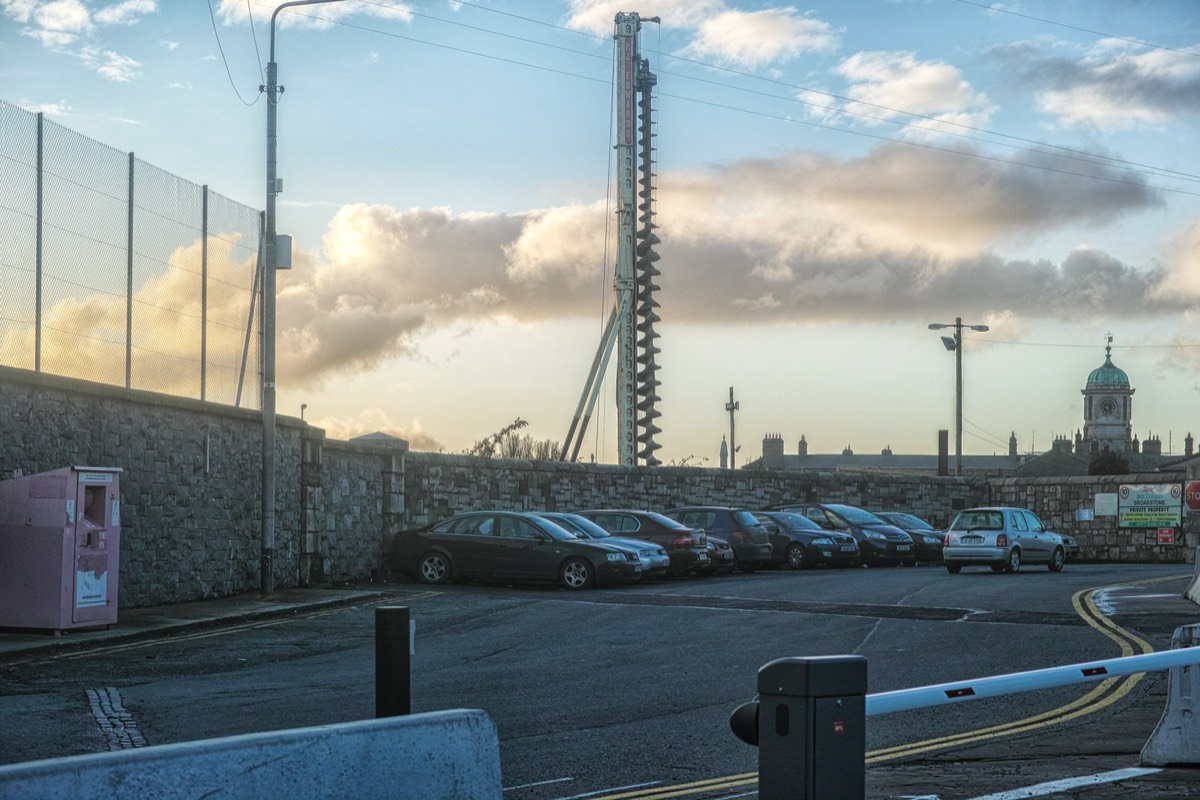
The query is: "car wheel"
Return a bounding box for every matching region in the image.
[737,559,761,574]
[1004,548,1021,574]
[560,557,594,590]
[905,559,918,567]
[1048,547,1066,572]
[417,551,452,585]
[785,543,808,570]
[946,563,961,574]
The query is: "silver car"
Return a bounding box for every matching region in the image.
[943,507,1068,574]
[536,512,671,578]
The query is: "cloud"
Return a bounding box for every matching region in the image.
[566,1,839,70]
[816,50,994,137]
[308,408,443,451]
[0,234,260,401]
[990,38,1200,128]
[262,140,1176,387]
[6,0,149,80]
[94,0,155,26]
[215,0,411,27]
[681,8,839,69]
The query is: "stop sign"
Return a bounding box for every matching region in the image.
[1185,481,1200,511]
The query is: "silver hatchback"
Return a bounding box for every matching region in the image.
[943,507,1068,574]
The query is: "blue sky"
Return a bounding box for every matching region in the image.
[5,0,1200,464]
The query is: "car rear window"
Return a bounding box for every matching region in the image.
[731,510,759,526]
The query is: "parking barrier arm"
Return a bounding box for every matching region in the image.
[866,647,1200,717]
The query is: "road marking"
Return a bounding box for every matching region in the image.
[505,777,575,791]
[964,767,1161,800]
[552,781,662,800]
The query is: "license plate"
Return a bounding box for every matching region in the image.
[896,545,911,551]
[698,553,708,562]
[840,545,856,552]
[962,536,983,544]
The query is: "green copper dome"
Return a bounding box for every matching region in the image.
[1087,344,1129,387]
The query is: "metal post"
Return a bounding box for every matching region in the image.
[725,387,740,470]
[35,112,43,373]
[376,606,411,717]
[261,0,344,595]
[954,316,963,477]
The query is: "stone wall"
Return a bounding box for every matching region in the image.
[2,365,1193,611]
[0,366,299,607]
[397,453,986,530]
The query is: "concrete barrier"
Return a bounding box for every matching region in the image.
[1141,625,1200,766]
[1184,547,1200,606]
[0,708,502,799]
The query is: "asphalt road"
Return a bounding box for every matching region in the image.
[0,562,1195,800]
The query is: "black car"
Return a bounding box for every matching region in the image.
[576,510,709,576]
[663,506,774,573]
[770,502,915,566]
[751,510,860,569]
[876,511,945,563]
[392,511,642,590]
[696,534,736,575]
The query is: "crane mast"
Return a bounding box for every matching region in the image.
[560,11,662,466]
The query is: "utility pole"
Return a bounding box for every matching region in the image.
[928,317,990,476]
[260,0,344,595]
[725,387,739,469]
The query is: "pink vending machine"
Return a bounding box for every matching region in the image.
[0,466,122,633]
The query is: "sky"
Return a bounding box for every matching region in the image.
[5,0,1200,465]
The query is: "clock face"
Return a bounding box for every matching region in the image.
[1099,397,1117,416]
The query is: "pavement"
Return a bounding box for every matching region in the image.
[1,585,1198,798]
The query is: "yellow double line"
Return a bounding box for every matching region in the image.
[594,574,1184,799]
[866,575,1166,763]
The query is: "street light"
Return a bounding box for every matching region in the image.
[260,0,344,595]
[928,317,989,476]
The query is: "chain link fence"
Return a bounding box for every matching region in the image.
[0,99,263,408]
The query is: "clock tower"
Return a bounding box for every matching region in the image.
[1081,336,1133,452]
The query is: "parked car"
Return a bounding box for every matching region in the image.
[663,506,774,572]
[392,511,642,589]
[943,507,1068,574]
[876,511,945,563]
[769,502,915,566]
[575,510,709,575]
[535,512,670,578]
[751,511,860,569]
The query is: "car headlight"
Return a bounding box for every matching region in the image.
[924,536,942,544]
[606,553,625,562]
[865,531,886,539]
[812,537,833,545]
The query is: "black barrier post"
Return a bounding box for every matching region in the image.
[731,655,867,800]
[375,606,411,717]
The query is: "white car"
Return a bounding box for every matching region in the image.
[943,507,1068,574]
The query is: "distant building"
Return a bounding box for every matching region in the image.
[744,340,1190,476]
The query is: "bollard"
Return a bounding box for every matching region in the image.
[376,606,411,717]
[734,656,868,800]
[1140,624,1200,766]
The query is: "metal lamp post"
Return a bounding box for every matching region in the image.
[260,0,344,595]
[928,317,989,476]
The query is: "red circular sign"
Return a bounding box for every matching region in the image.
[1185,481,1200,511]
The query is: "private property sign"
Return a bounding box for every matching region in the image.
[1118,484,1183,529]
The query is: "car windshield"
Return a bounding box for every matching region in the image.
[770,512,823,530]
[553,514,612,539]
[645,512,693,530]
[731,510,759,526]
[889,513,933,530]
[829,505,887,525]
[951,511,1004,531]
[536,518,580,541]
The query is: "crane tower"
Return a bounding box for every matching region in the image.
[561,11,662,466]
